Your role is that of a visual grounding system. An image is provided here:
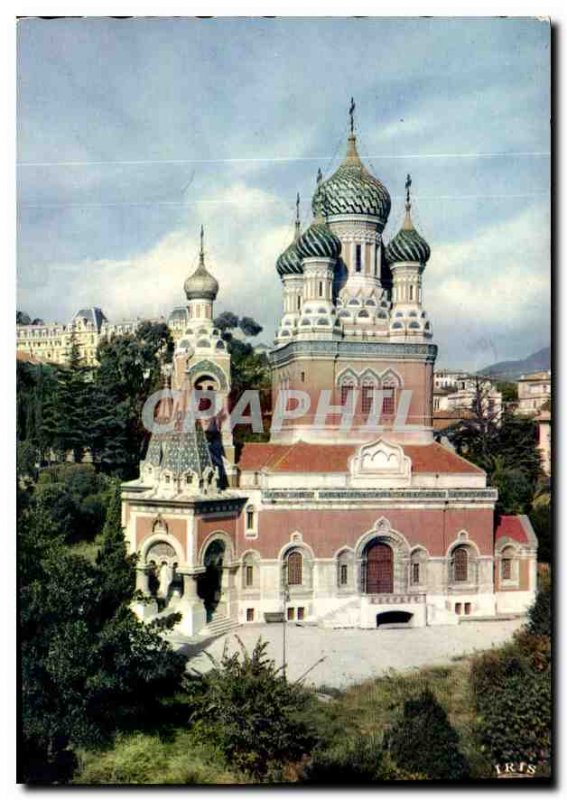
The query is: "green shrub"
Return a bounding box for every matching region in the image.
[471,635,551,770]
[528,579,552,637]
[186,637,317,780]
[386,688,470,779]
[74,731,245,784]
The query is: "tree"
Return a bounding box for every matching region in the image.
[92,323,172,476]
[17,310,32,324]
[95,482,137,619]
[186,638,317,780]
[450,407,541,515]
[19,499,186,783]
[44,330,91,463]
[528,578,551,637]
[386,689,470,779]
[239,316,263,337]
[213,310,239,332]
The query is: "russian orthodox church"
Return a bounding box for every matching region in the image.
[122,106,537,636]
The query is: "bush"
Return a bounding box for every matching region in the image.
[528,579,552,637]
[386,688,470,779]
[471,635,551,770]
[74,731,245,785]
[186,638,317,780]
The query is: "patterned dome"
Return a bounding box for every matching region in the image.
[312,135,391,224]
[276,241,302,276]
[296,220,342,260]
[384,205,431,266]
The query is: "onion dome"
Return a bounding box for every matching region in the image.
[296,215,342,260]
[276,193,304,276]
[184,226,219,301]
[384,175,431,266]
[312,100,391,224]
[294,185,341,260]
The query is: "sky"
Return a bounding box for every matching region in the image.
[17,16,550,370]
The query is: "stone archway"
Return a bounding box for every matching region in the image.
[364,541,394,594]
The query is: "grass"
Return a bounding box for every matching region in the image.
[312,659,492,778]
[72,656,495,783]
[73,730,250,785]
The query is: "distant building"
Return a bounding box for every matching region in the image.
[16,307,174,366]
[433,372,502,420]
[16,307,108,366]
[517,370,551,416]
[535,405,551,476]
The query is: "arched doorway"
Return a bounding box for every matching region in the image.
[198,539,226,622]
[364,541,393,594]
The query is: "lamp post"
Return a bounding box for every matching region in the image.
[282,583,290,680]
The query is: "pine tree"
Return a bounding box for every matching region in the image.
[50,330,90,462]
[95,481,137,620]
[387,688,470,779]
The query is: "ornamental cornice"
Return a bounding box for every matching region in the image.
[269,339,437,365]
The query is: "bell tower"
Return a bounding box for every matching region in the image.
[172,227,235,467]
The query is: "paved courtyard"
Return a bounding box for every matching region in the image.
[172,618,524,689]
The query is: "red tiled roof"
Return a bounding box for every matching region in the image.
[495,515,530,544]
[237,441,483,475]
[16,350,42,364]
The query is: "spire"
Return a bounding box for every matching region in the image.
[345,97,362,165]
[294,192,301,241]
[184,226,219,301]
[349,97,356,135]
[402,174,415,230]
[199,224,205,265]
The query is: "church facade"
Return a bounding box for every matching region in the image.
[122,109,538,636]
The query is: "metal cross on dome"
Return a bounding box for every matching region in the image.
[349,97,356,134]
[405,174,412,205]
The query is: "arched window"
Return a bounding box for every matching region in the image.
[410,549,427,586]
[242,553,258,589]
[452,546,468,583]
[341,379,355,406]
[246,506,255,531]
[361,380,376,415]
[382,382,396,417]
[337,550,353,589]
[500,546,517,582]
[287,551,303,586]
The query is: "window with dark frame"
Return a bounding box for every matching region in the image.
[297,607,305,620]
[287,551,303,585]
[412,561,420,584]
[453,546,468,582]
[246,507,254,530]
[246,608,254,622]
[382,384,395,416]
[245,564,254,587]
[340,563,348,585]
[501,556,512,580]
[355,244,362,271]
[341,381,355,406]
[362,381,375,415]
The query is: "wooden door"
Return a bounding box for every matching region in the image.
[366,542,393,594]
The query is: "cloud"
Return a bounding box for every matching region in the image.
[18,181,291,336]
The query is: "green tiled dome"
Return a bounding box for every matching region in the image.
[296,221,342,260]
[312,135,391,224]
[384,206,431,265]
[276,241,303,276]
